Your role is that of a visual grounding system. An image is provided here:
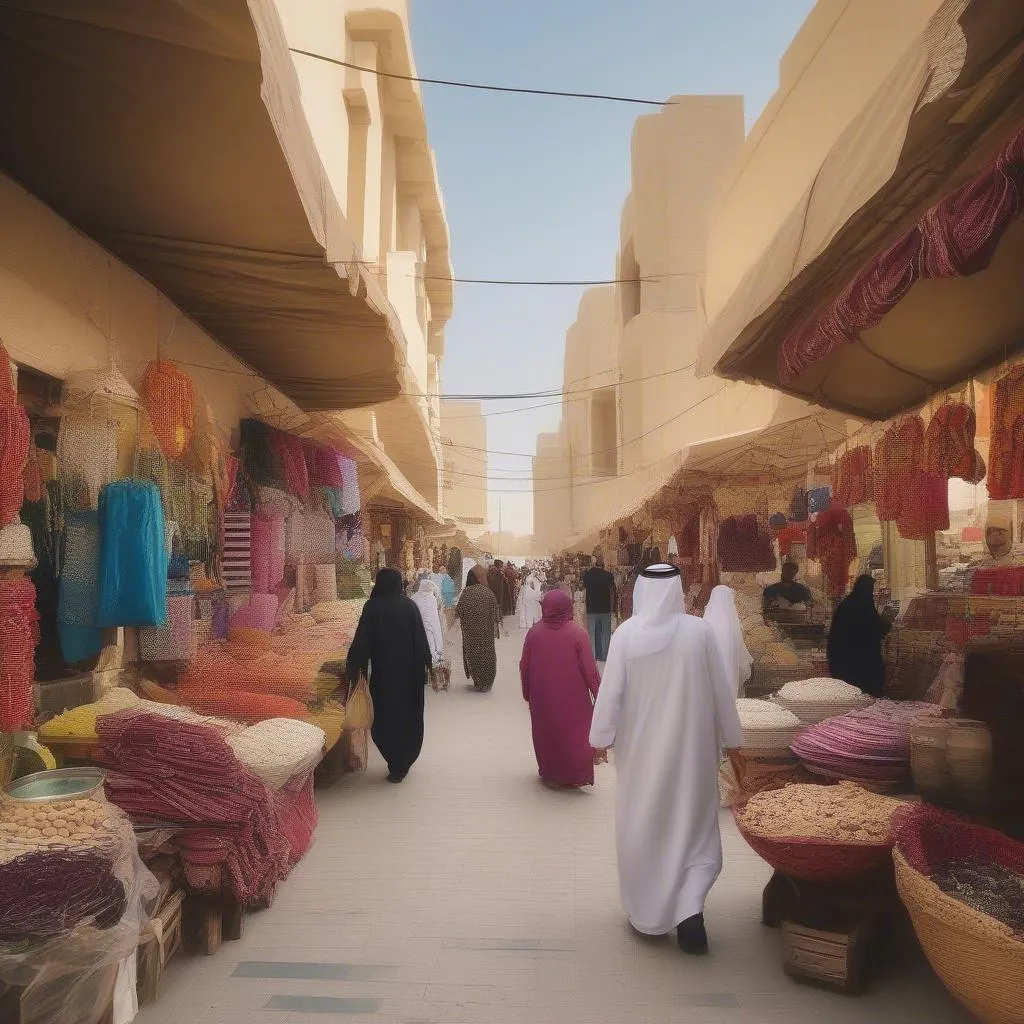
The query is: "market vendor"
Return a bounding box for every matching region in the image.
[972,512,1021,567]
[761,561,814,617]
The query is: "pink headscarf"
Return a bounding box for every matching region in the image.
[541,589,573,629]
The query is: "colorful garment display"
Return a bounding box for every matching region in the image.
[0,576,38,730]
[807,504,858,598]
[922,402,982,482]
[96,480,167,628]
[717,515,776,573]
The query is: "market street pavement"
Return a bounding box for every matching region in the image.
[137,624,971,1024]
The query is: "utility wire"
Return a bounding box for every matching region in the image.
[289,49,673,107]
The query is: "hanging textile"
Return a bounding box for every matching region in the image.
[717,515,776,573]
[833,446,874,507]
[222,513,252,592]
[0,404,29,529]
[270,430,309,499]
[874,415,925,522]
[140,360,195,459]
[987,366,1024,500]
[57,415,118,511]
[58,510,104,664]
[96,481,168,628]
[0,576,38,730]
[896,470,950,540]
[922,403,981,482]
[239,418,284,490]
[250,514,286,595]
[807,505,858,599]
[339,456,360,515]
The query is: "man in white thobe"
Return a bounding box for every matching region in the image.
[590,563,743,954]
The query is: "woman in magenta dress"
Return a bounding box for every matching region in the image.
[520,589,602,788]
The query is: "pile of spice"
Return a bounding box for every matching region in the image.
[932,858,1024,937]
[735,781,902,843]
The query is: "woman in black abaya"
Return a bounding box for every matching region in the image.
[827,574,890,697]
[345,567,433,782]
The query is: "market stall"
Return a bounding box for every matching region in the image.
[0,341,397,1022]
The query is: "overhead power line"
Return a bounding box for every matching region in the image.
[289,49,673,107]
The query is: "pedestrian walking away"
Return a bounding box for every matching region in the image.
[582,555,617,661]
[703,584,753,697]
[345,567,433,784]
[590,563,743,954]
[456,565,502,692]
[520,589,602,789]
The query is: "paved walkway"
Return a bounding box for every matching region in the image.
[137,625,970,1024]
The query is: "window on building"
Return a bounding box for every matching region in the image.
[590,388,617,477]
[620,240,641,326]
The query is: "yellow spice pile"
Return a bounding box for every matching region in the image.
[736,781,903,843]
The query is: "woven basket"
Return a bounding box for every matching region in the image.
[894,850,1024,1024]
[734,813,892,884]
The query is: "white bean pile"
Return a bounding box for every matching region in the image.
[227,718,326,789]
[0,798,119,863]
[777,678,864,702]
[736,781,903,843]
[736,699,800,730]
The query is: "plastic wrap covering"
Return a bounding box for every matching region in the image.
[96,481,167,628]
[0,577,38,730]
[99,711,291,905]
[0,798,156,1024]
[140,360,195,460]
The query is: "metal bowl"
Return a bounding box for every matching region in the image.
[4,767,106,804]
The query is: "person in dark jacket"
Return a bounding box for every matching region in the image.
[826,574,890,697]
[345,567,432,783]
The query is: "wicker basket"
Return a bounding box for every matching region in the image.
[734,814,892,884]
[894,850,1024,1024]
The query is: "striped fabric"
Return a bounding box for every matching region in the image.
[222,512,252,591]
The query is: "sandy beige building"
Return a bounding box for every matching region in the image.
[440,402,489,533]
[534,95,822,551]
[0,0,457,527]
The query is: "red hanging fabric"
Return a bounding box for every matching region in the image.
[988,367,1024,500]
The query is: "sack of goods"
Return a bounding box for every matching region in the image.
[891,803,1024,1024]
[736,699,801,755]
[227,719,326,790]
[774,677,873,725]
[791,699,941,789]
[733,781,904,883]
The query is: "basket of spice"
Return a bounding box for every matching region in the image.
[891,804,1024,1024]
[733,781,904,884]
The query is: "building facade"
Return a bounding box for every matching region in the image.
[534,95,812,550]
[440,401,489,533]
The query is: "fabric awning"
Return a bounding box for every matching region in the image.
[0,0,403,411]
[699,0,1024,420]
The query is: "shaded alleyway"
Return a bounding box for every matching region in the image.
[137,626,970,1024]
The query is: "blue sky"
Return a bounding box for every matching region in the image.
[409,0,815,535]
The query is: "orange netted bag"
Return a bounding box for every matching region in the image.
[177,688,308,723]
[140,360,195,460]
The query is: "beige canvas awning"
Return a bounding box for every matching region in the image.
[0,0,404,411]
[699,0,1024,420]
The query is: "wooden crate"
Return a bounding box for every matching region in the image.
[137,889,184,1005]
[782,906,879,993]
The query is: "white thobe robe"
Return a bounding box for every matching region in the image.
[517,576,543,628]
[703,586,754,697]
[590,615,743,934]
[411,590,446,666]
